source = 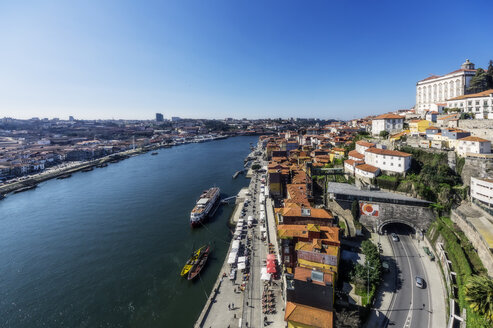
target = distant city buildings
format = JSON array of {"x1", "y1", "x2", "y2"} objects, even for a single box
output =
[
  {"x1": 155, "y1": 113, "x2": 164, "y2": 122},
  {"x1": 371, "y1": 114, "x2": 403, "y2": 136}
]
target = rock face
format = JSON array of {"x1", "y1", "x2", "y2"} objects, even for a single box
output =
[
  {"x1": 359, "y1": 201, "x2": 435, "y2": 233},
  {"x1": 461, "y1": 157, "x2": 493, "y2": 186}
]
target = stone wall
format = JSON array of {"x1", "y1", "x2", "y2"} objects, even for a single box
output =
[
  {"x1": 460, "y1": 156, "x2": 493, "y2": 186},
  {"x1": 358, "y1": 201, "x2": 435, "y2": 233},
  {"x1": 451, "y1": 204, "x2": 493, "y2": 277},
  {"x1": 457, "y1": 119, "x2": 493, "y2": 141}
]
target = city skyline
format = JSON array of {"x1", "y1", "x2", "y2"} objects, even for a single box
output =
[{"x1": 1, "y1": 0, "x2": 493, "y2": 120}]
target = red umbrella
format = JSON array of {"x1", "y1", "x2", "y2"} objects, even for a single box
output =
[
  {"x1": 266, "y1": 264, "x2": 276, "y2": 273},
  {"x1": 267, "y1": 254, "x2": 276, "y2": 261}
]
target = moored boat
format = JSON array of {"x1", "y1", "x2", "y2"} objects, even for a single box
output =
[
  {"x1": 180, "y1": 245, "x2": 207, "y2": 277},
  {"x1": 187, "y1": 245, "x2": 211, "y2": 280},
  {"x1": 190, "y1": 187, "x2": 220, "y2": 227}
]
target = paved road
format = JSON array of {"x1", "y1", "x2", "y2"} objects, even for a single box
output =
[{"x1": 387, "y1": 227, "x2": 431, "y2": 328}]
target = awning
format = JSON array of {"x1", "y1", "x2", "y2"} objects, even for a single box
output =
[
  {"x1": 228, "y1": 252, "x2": 237, "y2": 265},
  {"x1": 238, "y1": 256, "x2": 247, "y2": 263},
  {"x1": 260, "y1": 267, "x2": 271, "y2": 280},
  {"x1": 238, "y1": 262, "x2": 246, "y2": 270}
]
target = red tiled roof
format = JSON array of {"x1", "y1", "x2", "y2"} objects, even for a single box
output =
[
  {"x1": 459, "y1": 136, "x2": 490, "y2": 143},
  {"x1": 348, "y1": 150, "x2": 365, "y2": 159},
  {"x1": 448, "y1": 89, "x2": 493, "y2": 101},
  {"x1": 365, "y1": 147, "x2": 412, "y2": 157},
  {"x1": 356, "y1": 141, "x2": 375, "y2": 147},
  {"x1": 374, "y1": 114, "x2": 403, "y2": 119},
  {"x1": 355, "y1": 163, "x2": 379, "y2": 173}
]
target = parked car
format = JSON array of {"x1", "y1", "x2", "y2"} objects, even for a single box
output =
[
  {"x1": 391, "y1": 233, "x2": 399, "y2": 242},
  {"x1": 415, "y1": 276, "x2": 425, "y2": 288}
]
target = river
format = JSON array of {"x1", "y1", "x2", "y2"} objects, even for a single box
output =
[{"x1": 0, "y1": 136, "x2": 258, "y2": 328}]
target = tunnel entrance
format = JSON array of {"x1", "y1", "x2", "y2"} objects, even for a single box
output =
[{"x1": 379, "y1": 221, "x2": 416, "y2": 236}]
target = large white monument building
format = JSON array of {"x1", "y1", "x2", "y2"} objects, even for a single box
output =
[{"x1": 416, "y1": 59, "x2": 477, "y2": 114}]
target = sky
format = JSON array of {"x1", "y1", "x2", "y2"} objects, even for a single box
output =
[{"x1": 0, "y1": 0, "x2": 492, "y2": 121}]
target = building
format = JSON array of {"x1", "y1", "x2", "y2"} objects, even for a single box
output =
[
  {"x1": 470, "y1": 177, "x2": 493, "y2": 209},
  {"x1": 284, "y1": 301, "x2": 333, "y2": 328},
  {"x1": 456, "y1": 136, "x2": 491, "y2": 157},
  {"x1": 171, "y1": 116, "x2": 181, "y2": 122},
  {"x1": 416, "y1": 59, "x2": 477, "y2": 113},
  {"x1": 286, "y1": 267, "x2": 334, "y2": 311},
  {"x1": 446, "y1": 89, "x2": 493, "y2": 119},
  {"x1": 371, "y1": 114, "x2": 403, "y2": 136},
  {"x1": 355, "y1": 140, "x2": 375, "y2": 154},
  {"x1": 355, "y1": 163, "x2": 380, "y2": 179},
  {"x1": 409, "y1": 119, "x2": 432, "y2": 136},
  {"x1": 425, "y1": 111, "x2": 439, "y2": 123},
  {"x1": 364, "y1": 148, "x2": 412, "y2": 174},
  {"x1": 155, "y1": 113, "x2": 164, "y2": 122}
]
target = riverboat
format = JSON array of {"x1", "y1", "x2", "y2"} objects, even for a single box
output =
[
  {"x1": 180, "y1": 245, "x2": 207, "y2": 277},
  {"x1": 190, "y1": 187, "x2": 220, "y2": 227},
  {"x1": 187, "y1": 245, "x2": 211, "y2": 280}
]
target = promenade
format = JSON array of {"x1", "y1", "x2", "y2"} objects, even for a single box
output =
[{"x1": 195, "y1": 149, "x2": 285, "y2": 328}]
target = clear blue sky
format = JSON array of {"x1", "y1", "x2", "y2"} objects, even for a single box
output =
[{"x1": 1, "y1": 0, "x2": 492, "y2": 120}]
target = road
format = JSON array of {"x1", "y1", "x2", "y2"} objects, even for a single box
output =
[{"x1": 386, "y1": 225, "x2": 432, "y2": 328}]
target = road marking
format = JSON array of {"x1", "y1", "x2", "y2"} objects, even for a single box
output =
[
  {"x1": 400, "y1": 235, "x2": 414, "y2": 328},
  {"x1": 410, "y1": 238, "x2": 432, "y2": 328}
]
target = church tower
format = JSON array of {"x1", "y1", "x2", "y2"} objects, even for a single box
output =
[{"x1": 461, "y1": 59, "x2": 475, "y2": 70}]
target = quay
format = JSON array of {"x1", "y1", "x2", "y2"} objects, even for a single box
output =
[{"x1": 195, "y1": 147, "x2": 285, "y2": 328}]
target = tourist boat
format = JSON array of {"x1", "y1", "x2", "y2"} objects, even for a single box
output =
[
  {"x1": 190, "y1": 187, "x2": 220, "y2": 227},
  {"x1": 180, "y1": 245, "x2": 207, "y2": 277},
  {"x1": 151, "y1": 152, "x2": 158, "y2": 155},
  {"x1": 187, "y1": 245, "x2": 211, "y2": 280}
]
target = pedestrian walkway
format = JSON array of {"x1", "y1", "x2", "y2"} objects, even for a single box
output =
[{"x1": 364, "y1": 233, "x2": 396, "y2": 328}]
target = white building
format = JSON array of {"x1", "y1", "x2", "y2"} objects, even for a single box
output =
[
  {"x1": 456, "y1": 136, "x2": 491, "y2": 157},
  {"x1": 364, "y1": 148, "x2": 412, "y2": 174},
  {"x1": 446, "y1": 89, "x2": 493, "y2": 120},
  {"x1": 416, "y1": 59, "x2": 476, "y2": 114},
  {"x1": 470, "y1": 177, "x2": 493, "y2": 208},
  {"x1": 355, "y1": 140, "x2": 375, "y2": 154},
  {"x1": 355, "y1": 163, "x2": 380, "y2": 179},
  {"x1": 371, "y1": 114, "x2": 404, "y2": 136},
  {"x1": 344, "y1": 159, "x2": 364, "y2": 174}
]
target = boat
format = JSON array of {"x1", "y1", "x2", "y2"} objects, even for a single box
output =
[
  {"x1": 81, "y1": 167, "x2": 93, "y2": 172},
  {"x1": 13, "y1": 185, "x2": 37, "y2": 193},
  {"x1": 181, "y1": 245, "x2": 207, "y2": 277},
  {"x1": 188, "y1": 245, "x2": 211, "y2": 280},
  {"x1": 151, "y1": 152, "x2": 158, "y2": 155},
  {"x1": 190, "y1": 187, "x2": 220, "y2": 227},
  {"x1": 57, "y1": 173, "x2": 72, "y2": 179}
]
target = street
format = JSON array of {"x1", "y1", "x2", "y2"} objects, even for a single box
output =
[{"x1": 386, "y1": 224, "x2": 431, "y2": 328}]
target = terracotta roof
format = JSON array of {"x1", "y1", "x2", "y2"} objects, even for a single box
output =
[
  {"x1": 344, "y1": 159, "x2": 364, "y2": 166},
  {"x1": 448, "y1": 89, "x2": 493, "y2": 101},
  {"x1": 438, "y1": 114, "x2": 459, "y2": 120},
  {"x1": 477, "y1": 177, "x2": 493, "y2": 183},
  {"x1": 285, "y1": 302, "x2": 333, "y2": 328},
  {"x1": 293, "y1": 266, "x2": 334, "y2": 285},
  {"x1": 459, "y1": 136, "x2": 490, "y2": 143},
  {"x1": 426, "y1": 126, "x2": 439, "y2": 130},
  {"x1": 418, "y1": 69, "x2": 476, "y2": 83},
  {"x1": 365, "y1": 147, "x2": 412, "y2": 157},
  {"x1": 348, "y1": 150, "x2": 365, "y2": 159},
  {"x1": 355, "y1": 163, "x2": 379, "y2": 173},
  {"x1": 356, "y1": 141, "x2": 375, "y2": 147},
  {"x1": 277, "y1": 203, "x2": 333, "y2": 219},
  {"x1": 296, "y1": 240, "x2": 339, "y2": 257},
  {"x1": 373, "y1": 114, "x2": 403, "y2": 120}
]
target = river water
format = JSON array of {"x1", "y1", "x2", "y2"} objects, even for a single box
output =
[{"x1": 0, "y1": 136, "x2": 257, "y2": 328}]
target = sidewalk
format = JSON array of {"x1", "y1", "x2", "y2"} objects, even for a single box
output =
[{"x1": 364, "y1": 233, "x2": 396, "y2": 328}]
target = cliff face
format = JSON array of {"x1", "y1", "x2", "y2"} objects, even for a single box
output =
[{"x1": 461, "y1": 157, "x2": 493, "y2": 186}]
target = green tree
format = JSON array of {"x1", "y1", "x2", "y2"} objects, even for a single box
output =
[
  {"x1": 464, "y1": 275, "x2": 493, "y2": 322},
  {"x1": 351, "y1": 200, "x2": 359, "y2": 221},
  {"x1": 468, "y1": 68, "x2": 489, "y2": 94},
  {"x1": 251, "y1": 164, "x2": 261, "y2": 171},
  {"x1": 487, "y1": 60, "x2": 493, "y2": 89},
  {"x1": 379, "y1": 130, "x2": 389, "y2": 139}
]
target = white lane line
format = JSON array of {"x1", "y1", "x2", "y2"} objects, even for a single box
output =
[
  {"x1": 410, "y1": 238, "x2": 432, "y2": 328},
  {"x1": 400, "y1": 235, "x2": 414, "y2": 328}
]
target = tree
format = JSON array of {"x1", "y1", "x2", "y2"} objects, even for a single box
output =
[
  {"x1": 464, "y1": 275, "x2": 493, "y2": 322},
  {"x1": 379, "y1": 130, "x2": 389, "y2": 139},
  {"x1": 468, "y1": 68, "x2": 489, "y2": 94},
  {"x1": 251, "y1": 164, "x2": 261, "y2": 171},
  {"x1": 487, "y1": 60, "x2": 493, "y2": 89},
  {"x1": 351, "y1": 200, "x2": 359, "y2": 221}
]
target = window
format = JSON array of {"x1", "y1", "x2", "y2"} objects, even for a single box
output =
[
  {"x1": 398, "y1": 164, "x2": 401, "y2": 167},
  {"x1": 390, "y1": 163, "x2": 393, "y2": 166}
]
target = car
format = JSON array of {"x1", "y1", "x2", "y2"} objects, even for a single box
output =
[
  {"x1": 415, "y1": 276, "x2": 425, "y2": 288},
  {"x1": 391, "y1": 233, "x2": 399, "y2": 242}
]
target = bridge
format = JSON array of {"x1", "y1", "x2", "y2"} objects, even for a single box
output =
[{"x1": 220, "y1": 196, "x2": 237, "y2": 204}]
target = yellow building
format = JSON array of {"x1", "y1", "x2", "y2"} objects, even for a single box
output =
[{"x1": 409, "y1": 120, "x2": 432, "y2": 136}]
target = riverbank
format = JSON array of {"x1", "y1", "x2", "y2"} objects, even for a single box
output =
[{"x1": 0, "y1": 137, "x2": 231, "y2": 198}]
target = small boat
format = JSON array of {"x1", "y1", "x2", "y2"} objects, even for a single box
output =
[
  {"x1": 181, "y1": 245, "x2": 207, "y2": 277},
  {"x1": 13, "y1": 185, "x2": 37, "y2": 193},
  {"x1": 151, "y1": 152, "x2": 158, "y2": 155},
  {"x1": 57, "y1": 173, "x2": 72, "y2": 179},
  {"x1": 81, "y1": 167, "x2": 93, "y2": 172},
  {"x1": 188, "y1": 245, "x2": 211, "y2": 280}
]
